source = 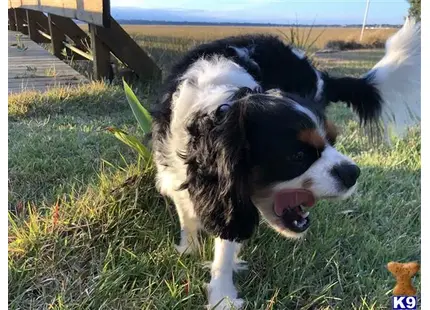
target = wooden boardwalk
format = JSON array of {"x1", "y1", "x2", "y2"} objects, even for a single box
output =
[{"x1": 8, "y1": 31, "x2": 88, "y2": 94}]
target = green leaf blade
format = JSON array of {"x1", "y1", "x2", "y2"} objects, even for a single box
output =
[
  {"x1": 123, "y1": 79, "x2": 153, "y2": 134},
  {"x1": 107, "y1": 127, "x2": 151, "y2": 160}
]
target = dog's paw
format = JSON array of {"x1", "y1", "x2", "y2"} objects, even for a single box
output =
[
  {"x1": 175, "y1": 231, "x2": 200, "y2": 255},
  {"x1": 206, "y1": 298, "x2": 244, "y2": 310},
  {"x1": 233, "y1": 259, "x2": 248, "y2": 272},
  {"x1": 175, "y1": 243, "x2": 198, "y2": 255},
  {"x1": 206, "y1": 280, "x2": 243, "y2": 310}
]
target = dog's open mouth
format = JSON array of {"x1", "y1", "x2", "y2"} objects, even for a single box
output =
[{"x1": 273, "y1": 189, "x2": 316, "y2": 233}]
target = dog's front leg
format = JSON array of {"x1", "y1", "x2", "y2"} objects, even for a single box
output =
[{"x1": 207, "y1": 238, "x2": 244, "y2": 309}]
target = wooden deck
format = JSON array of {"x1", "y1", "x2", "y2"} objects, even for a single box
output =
[{"x1": 8, "y1": 31, "x2": 88, "y2": 94}]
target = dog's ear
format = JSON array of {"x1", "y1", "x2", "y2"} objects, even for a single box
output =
[{"x1": 180, "y1": 103, "x2": 259, "y2": 241}]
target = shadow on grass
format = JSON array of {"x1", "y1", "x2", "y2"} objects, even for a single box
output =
[
  {"x1": 8, "y1": 84, "x2": 151, "y2": 208},
  {"x1": 8, "y1": 121, "x2": 141, "y2": 209}
]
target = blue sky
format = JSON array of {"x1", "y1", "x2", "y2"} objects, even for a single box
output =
[{"x1": 110, "y1": 0, "x2": 410, "y2": 24}]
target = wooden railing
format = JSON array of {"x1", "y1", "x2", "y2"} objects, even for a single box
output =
[{"x1": 8, "y1": 0, "x2": 161, "y2": 82}]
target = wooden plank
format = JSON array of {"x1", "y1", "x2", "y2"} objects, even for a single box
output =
[
  {"x1": 89, "y1": 24, "x2": 112, "y2": 81},
  {"x1": 8, "y1": 0, "x2": 109, "y2": 27},
  {"x1": 48, "y1": 14, "x2": 67, "y2": 60},
  {"x1": 26, "y1": 10, "x2": 48, "y2": 43},
  {"x1": 8, "y1": 30, "x2": 88, "y2": 94},
  {"x1": 93, "y1": 17, "x2": 161, "y2": 81},
  {"x1": 63, "y1": 42, "x2": 93, "y2": 61}
]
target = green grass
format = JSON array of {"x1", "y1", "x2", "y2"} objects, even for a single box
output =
[{"x1": 8, "y1": 49, "x2": 420, "y2": 309}]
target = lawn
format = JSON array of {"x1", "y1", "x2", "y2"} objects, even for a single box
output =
[{"x1": 8, "y1": 33, "x2": 420, "y2": 310}]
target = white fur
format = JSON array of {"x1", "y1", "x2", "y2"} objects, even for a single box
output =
[
  {"x1": 180, "y1": 56, "x2": 259, "y2": 94},
  {"x1": 291, "y1": 47, "x2": 306, "y2": 59},
  {"x1": 293, "y1": 102, "x2": 326, "y2": 138},
  {"x1": 272, "y1": 146, "x2": 357, "y2": 199},
  {"x1": 206, "y1": 238, "x2": 244, "y2": 309},
  {"x1": 229, "y1": 46, "x2": 259, "y2": 68},
  {"x1": 367, "y1": 17, "x2": 421, "y2": 137},
  {"x1": 314, "y1": 69, "x2": 324, "y2": 101}
]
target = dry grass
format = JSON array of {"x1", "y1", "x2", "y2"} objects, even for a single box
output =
[
  {"x1": 117, "y1": 25, "x2": 396, "y2": 73},
  {"x1": 121, "y1": 25, "x2": 396, "y2": 49}
]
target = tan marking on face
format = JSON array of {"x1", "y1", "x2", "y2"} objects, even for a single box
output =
[
  {"x1": 298, "y1": 129, "x2": 325, "y2": 149},
  {"x1": 325, "y1": 120, "x2": 338, "y2": 145}
]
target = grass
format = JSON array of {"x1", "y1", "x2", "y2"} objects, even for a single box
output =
[
  {"x1": 8, "y1": 34, "x2": 420, "y2": 309},
  {"x1": 121, "y1": 25, "x2": 396, "y2": 49}
]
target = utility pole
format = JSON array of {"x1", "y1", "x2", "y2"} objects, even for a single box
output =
[{"x1": 360, "y1": 0, "x2": 371, "y2": 41}]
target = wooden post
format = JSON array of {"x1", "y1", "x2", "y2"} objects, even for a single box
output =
[
  {"x1": 27, "y1": 10, "x2": 50, "y2": 34},
  {"x1": 48, "y1": 14, "x2": 88, "y2": 60},
  {"x1": 26, "y1": 10, "x2": 45, "y2": 44},
  {"x1": 14, "y1": 9, "x2": 28, "y2": 35},
  {"x1": 89, "y1": 24, "x2": 112, "y2": 81},
  {"x1": 90, "y1": 17, "x2": 162, "y2": 81},
  {"x1": 49, "y1": 14, "x2": 89, "y2": 50},
  {"x1": 8, "y1": 9, "x2": 17, "y2": 31},
  {"x1": 48, "y1": 14, "x2": 66, "y2": 60}
]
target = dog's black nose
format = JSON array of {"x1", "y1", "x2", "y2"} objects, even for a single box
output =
[{"x1": 330, "y1": 163, "x2": 361, "y2": 189}]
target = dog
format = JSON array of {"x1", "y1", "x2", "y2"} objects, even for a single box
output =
[{"x1": 150, "y1": 18, "x2": 420, "y2": 309}]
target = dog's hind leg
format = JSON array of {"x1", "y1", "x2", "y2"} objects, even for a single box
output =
[
  {"x1": 172, "y1": 195, "x2": 201, "y2": 255},
  {"x1": 233, "y1": 243, "x2": 248, "y2": 272}
]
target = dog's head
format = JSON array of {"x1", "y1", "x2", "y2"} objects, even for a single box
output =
[{"x1": 180, "y1": 87, "x2": 360, "y2": 241}]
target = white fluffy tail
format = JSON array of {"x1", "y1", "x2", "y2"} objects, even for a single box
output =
[{"x1": 368, "y1": 17, "x2": 421, "y2": 138}]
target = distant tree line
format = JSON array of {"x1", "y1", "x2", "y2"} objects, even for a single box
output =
[{"x1": 115, "y1": 19, "x2": 401, "y2": 28}]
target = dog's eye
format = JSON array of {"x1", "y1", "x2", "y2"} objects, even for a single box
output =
[
  {"x1": 287, "y1": 151, "x2": 305, "y2": 161},
  {"x1": 215, "y1": 104, "x2": 230, "y2": 119},
  {"x1": 295, "y1": 152, "x2": 304, "y2": 160}
]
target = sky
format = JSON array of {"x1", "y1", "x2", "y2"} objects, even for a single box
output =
[{"x1": 110, "y1": 0, "x2": 411, "y2": 24}]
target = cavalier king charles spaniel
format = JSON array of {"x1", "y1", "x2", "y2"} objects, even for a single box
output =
[{"x1": 150, "y1": 18, "x2": 420, "y2": 309}]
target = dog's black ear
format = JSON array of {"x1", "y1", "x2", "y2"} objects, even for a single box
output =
[{"x1": 180, "y1": 103, "x2": 259, "y2": 241}]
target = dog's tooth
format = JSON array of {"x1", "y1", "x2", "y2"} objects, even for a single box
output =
[{"x1": 302, "y1": 212, "x2": 309, "y2": 218}]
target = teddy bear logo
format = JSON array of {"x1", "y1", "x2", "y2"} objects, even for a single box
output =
[{"x1": 387, "y1": 261, "x2": 420, "y2": 296}]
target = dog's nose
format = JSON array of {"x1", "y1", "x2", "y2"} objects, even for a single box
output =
[{"x1": 330, "y1": 163, "x2": 361, "y2": 189}]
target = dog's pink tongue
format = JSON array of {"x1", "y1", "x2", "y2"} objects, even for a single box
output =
[{"x1": 274, "y1": 189, "x2": 315, "y2": 216}]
